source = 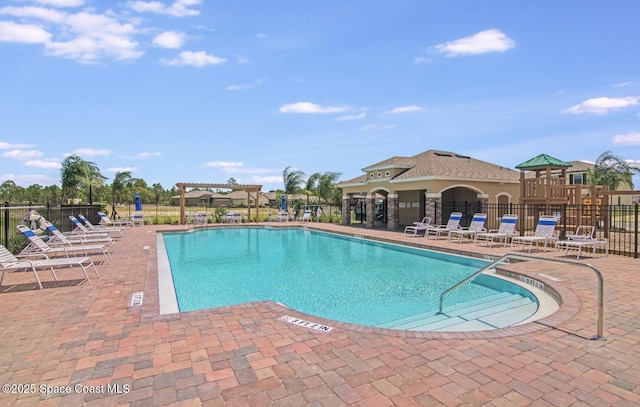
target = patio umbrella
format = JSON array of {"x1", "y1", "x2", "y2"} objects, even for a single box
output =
[
  {"x1": 135, "y1": 192, "x2": 142, "y2": 211},
  {"x1": 281, "y1": 195, "x2": 286, "y2": 211}
]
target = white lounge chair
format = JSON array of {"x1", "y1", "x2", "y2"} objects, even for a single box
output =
[
  {"x1": 511, "y1": 215, "x2": 558, "y2": 252},
  {"x1": 77, "y1": 214, "x2": 125, "y2": 237},
  {"x1": 403, "y1": 217, "x2": 433, "y2": 236},
  {"x1": 1, "y1": 244, "x2": 99, "y2": 289},
  {"x1": 98, "y1": 211, "x2": 133, "y2": 227},
  {"x1": 68, "y1": 216, "x2": 113, "y2": 239},
  {"x1": 193, "y1": 213, "x2": 208, "y2": 225},
  {"x1": 475, "y1": 214, "x2": 518, "y2": 247},
  {"x1": 299, "y1": 210, "x2": 312, "y2": 222},
  {"x1": 17, "y1": 225, "x2": 112, "y2": 264},
  {"x1": 555, "y1": 225, "x2": 608, "y2": 259},
  {"x1": 426, "y1": 212, "x2": 463, "y2": 239},
  {"x1": 276, "y1": 211, "x2": 290, "y2": 222},
  {"x1": 131, "y1": 211, "x2": 145, "y2": 227},
  {"x1": 44, "y1": 221, "x2": 118, "y2": 253},
  {"x1": 448, "y1": 213, "x2": 487, "y2": 243},
  {"x1": 226, "y1": 213, "x2": 242, "y2": 223}
]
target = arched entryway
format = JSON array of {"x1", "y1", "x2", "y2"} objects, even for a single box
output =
[
  {"x1": 440, "y1": 186, "x2": 485, "y2": 227},
  {"x1": 366, "y1": 189, "x2": 390, "y2": 229}
]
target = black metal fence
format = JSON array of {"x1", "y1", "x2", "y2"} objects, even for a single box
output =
[
  {"x1": 1, "y1": 202, "x2": 103, "y2": 252},
  {"x1": 3, "y1": 201, "x2": 638, "y2": 258},
  {"x1": 436, "y1": 202, "x2": 639, "y2": 258}
]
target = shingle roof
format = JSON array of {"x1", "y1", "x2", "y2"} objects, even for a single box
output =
[
  {"x1": 362, "y1": 156, "x2": 415, "y2": 171},
  {"x1": 340, "y1": 149, "x2": 520, "y2": 184},
  {"x1": 567, "y1": 160, "x2": 594, "y2": 172}
]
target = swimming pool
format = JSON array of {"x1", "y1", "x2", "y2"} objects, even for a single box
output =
[{"x1": 161, "y1": 227, "x2": 539, "y2": 329}]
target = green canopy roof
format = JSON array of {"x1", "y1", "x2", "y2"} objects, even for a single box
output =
[{"x1": 515, "y1": 153, "x2": 572, "y2": 169}]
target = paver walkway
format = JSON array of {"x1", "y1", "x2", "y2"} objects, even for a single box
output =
[{"x1": 0, "y1": 223, "x2": 639, "y2": 406}]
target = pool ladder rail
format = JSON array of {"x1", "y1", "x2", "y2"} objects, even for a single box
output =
[{"x1": 438, "y1": 253, "x2": 606, "y2": 341}]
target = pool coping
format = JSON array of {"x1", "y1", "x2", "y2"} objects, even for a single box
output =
[{"x1": 147, "y1": 224, "x2": 582, "y2": 339}]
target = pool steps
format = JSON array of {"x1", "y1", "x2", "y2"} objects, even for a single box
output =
[{"x1": 377, "y1": 292, "x2": 537, "y2": 331}]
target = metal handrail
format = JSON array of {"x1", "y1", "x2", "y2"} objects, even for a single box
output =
[{"x1": 438, "y1": 253, "x2": 606, "y2": 340}]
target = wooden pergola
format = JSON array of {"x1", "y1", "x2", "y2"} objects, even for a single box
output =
[{"x1": 176, "y1": 183, "x2": 262, "y2": 225}]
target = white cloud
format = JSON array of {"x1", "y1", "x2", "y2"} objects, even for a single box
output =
[
  {"x1": 562, "y1": 97, "x2": 638, "y2": 115},
  {"x1": 204, "y1": 161, "x2": 244, "y2": 168},
  {"x1": 128, "y1": 0, "x2": 202, "y2": 17},
  {"x1": 152, "y1": 31, "x2": 185, "y2": 49},
  {"x1": 386, "y1": 105, "x2": 423, "y2": 114},
  {"x1": 228, "y1": 167, "x2": 274, "y2": 174},
  {"x1": 359, "y1": 124, "x2": 396, "y2": 132},
  {"x1": 203, "y1": 161, "x2": 276, "y2": 175},
  {"x1": 1, "y1": 149, "x2": 44, "y2": 160},
  {"x1": 613, "y1": 132, "x2": 640, "y2": 145},
  {"x1": 70, "y1": 148, "x2": 111, "y2": 157},
  {"x1": 226, "y1": 79, "x2": 264, "y2": 91},
  {"x1": 0, "y1": 6, "x2": 143, "y2": 63},
  {"x1": 256, "y1": 33, "x2": 267, "y2": 39},
  {"x1": 433, "y1": 29, "x2": 515, "y2": 57},
  {"x1": 33, "y1": 0, "x2": 85, "y2": 7},
  {"x1": 24, "y1": 159, "x2": 61, "y2": 169},
  {"x1": 135, "y1": 152, "x2": 161, "y2": 159},
  {"x1": 0, "y1": 174, "x2": 58, "y2": 187},
  {"x1": 0, "y1": 6, "x2": 66, "y2": 23},
  {"x1": 0, "y1": 141, "x2": 35, "y2": 149},
  {"x1": 279, "y1": 102, "x2": 350, "y2": 114},
  {"x1": 119, "y1": 152, "x2": 162, "y2": 159},
  {"x1": 250, "y1": 175, "x2": 281, "y2": 184},
  {"x1": 161, "y1": 51, "x2": 226, "y2": 67},
  {"x1": 613, "y1": 82, "x2": 633, "y2": 87},
  {"x1": 414, "y1": 56, "x2": 431, "y2": 64},
  {"x1": 0, "y1": 21, "x2": 52, "y2": 44},
  {"x1": 105, "y1": 166, "x2": 138, "y2": 173},
  {"x1": 335, "y1": 112, "x2": 366, "y2": 121}
]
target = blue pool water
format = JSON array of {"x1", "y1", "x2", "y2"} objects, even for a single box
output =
[{"x1": 163, "y1": 227, "x2": 535, "y2": 326}]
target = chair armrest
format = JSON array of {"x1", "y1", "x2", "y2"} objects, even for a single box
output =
[{"x1": 16, "y1": 252, "x2": 50, "y2": 260}]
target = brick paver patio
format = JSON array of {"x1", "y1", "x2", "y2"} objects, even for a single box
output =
[{"x1": 1, "y1": 223, "x2": 639, "y2": 406}]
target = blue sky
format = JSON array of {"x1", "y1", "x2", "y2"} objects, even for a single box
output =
[{"x1": 1, "y1": 0, "x2": 640, "y2": 192}]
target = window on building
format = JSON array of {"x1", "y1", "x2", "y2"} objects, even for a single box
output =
[{"x1": 569, "y1": 173, "x2": 586, "y2": 185}]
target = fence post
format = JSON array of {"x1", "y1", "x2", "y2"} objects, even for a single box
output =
[
  {"x1": 3, "y1": 202, "x2": 9, "y2": 248},
  {"x1": 434, "y1": 201, "x2": 439, "y2": 226},
  {"x1": 635, "y1": 204, "x2": 638, "y2": 259},
  {"x1": 561, "y1": 204, "x2": 567, "y2": 239}
]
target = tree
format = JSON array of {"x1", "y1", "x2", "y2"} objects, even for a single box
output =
[
  {"x1": 110, "y1": 171, "x2": 136, "y2": 217},
  {"x1": 316, "y1": 172, "x2": 342, "y2": 204},
  {"x1": 60, "y1": 154, "x2": 106, "y2": 204},
  {"x1": 282, "y1": 166, "x2": 306, "y2": 196},
  {"x1": 25, "y1": 184, "x2": 44, "y2": 204},
  {"x1": 42, "y1": 185, "x2": 61, "y2": 204},
  {"x1": 302, "y1": 173, "x2": 321, "y2": 204},
  {"x1": 0, "y1": 180, "x2": 19, "y2": 202},
  {"x1": 282, "y1": 166, "x2": 306, "y2": 214},
  {"x1": 586, "y1": 151, "x2": 640, "y2": 190}
]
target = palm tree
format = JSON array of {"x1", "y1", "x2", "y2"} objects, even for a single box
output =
[
  {"x1": 60, "y1": 154, "x2": 106, "y2": 204},
  {"x1": 587, "y1": 151, "x2": 640, "y2": 190},
  {"x1": 303, "y1": 172, "x2": 321, "y2": 204},
  {"x1": 282, "y1": 166, "x2": 306, "y2": 211},
  {"x1": 110, "y1": 171, "x2": 137, "y2": 218},
  {"x1": 316, "y1": 172, "x2": 342, "y2": 204}
]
